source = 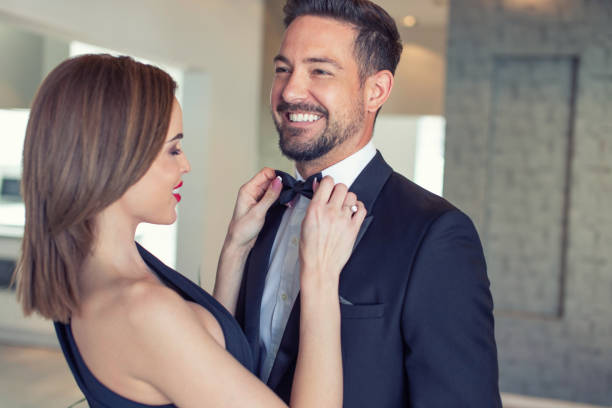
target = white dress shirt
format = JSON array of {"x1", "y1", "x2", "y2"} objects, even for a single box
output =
[{"x1": 258, "y1": 140, "x2": 377, "y2": 382}]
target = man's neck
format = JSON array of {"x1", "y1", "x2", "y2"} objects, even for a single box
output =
[
  {"x1": 296, "y1": 134, "x2": 373, "y2": 178},
  {"x1": 295, "y1": 140, "x2": 376, "y2": 193}
]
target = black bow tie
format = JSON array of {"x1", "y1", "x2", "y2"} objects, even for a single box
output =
[{"x1": 276, "y1": 170, "x2": 322, "y2": 206}]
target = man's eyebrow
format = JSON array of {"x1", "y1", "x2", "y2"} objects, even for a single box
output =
[
  {"x1": 273, "y1": 54, "x2": 290, "y2": 65},
  {"x1": 167, "y1": 133, "x2": 183, "y2": 143},
  {"x1": 273, "y1": 55, "x2": 343, "y2": 70},
  {"x1": 305, "y1": 57, "x2": 343, "y2": 70}
]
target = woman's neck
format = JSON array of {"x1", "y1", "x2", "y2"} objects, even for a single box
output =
[{"x1": 80, "y1": 203, "x2": 151, "y2": 294}]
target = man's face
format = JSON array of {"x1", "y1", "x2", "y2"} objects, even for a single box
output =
[{"x1": 271, "y1": 15, "x2": 366, "y2": 163}]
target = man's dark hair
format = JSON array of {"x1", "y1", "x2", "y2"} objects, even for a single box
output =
[{"x1": 283, "y1": 0, "x2": 403, "y2": 83}]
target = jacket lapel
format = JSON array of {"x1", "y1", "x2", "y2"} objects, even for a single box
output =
[
  {"x1": 353, "y1": 215, "x2": 373, "y2": 251},
  {"x1": 349, "y1": 150, "x2": 392, "y2": 213},
  {"x1": 267, "y1": 293, "x2": 301, "y2": 390},
  {"x1": 242, "y1": 204, "x2": 287, "y2": 366},
  {"x1": 267, "y1": 151, "x2": 393, "y2": 389}
]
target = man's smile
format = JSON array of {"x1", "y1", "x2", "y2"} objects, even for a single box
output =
[
  {"x1": 276, "y1": 101, "x2": 328, "y2": 128},
  {"x1": 280, "y1": 110, "x2": 326, "y2": 130},
  {"x1": 287, "y1": 112, "x2": 321, "y2": 123}
]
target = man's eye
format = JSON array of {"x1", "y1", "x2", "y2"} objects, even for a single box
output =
[
  {"x1": 275, "y1": 66, "x2": 289, "y2": 73},
  {"x1": 313, "y1": 69, "x2": 330, "y2": 76}
]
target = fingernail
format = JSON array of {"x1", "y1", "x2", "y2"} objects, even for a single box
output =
[{"x1": 273, "y1": 176, "x2": 283, "y2": 190}]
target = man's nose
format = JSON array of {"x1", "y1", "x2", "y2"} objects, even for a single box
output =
[{"x1": 281, "y1": 71, "x2": 308, "y2": 103}]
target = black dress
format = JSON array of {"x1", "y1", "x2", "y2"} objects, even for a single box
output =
[{"x1": 55, "y1": 243, "x2": 254, "y2": 408}]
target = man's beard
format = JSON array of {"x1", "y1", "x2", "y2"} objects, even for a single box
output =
[{"x1": 273, "y1": 101, "x2": 364, "y2": 163}]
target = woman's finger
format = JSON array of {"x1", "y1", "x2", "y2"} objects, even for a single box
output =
[
  {"x1": 252, "y1": 176, "x2": 282, "y2": 217},
  {"x1": 342, "y1": 192, "x2": 357, "y2": 209},
  {"x1": 311, "y1": 175, "x2": 335, "y2": 205},
  {"x1": 328, "y1": 183, "x2": 348, "y2": 209},
  {"x1": 241, "y1": 167, "x2": 276, "y2": 201},
  {"x1": 350, "y1": 201, "x2": 367, "y2": 228}
]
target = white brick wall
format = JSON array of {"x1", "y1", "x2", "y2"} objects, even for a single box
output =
[{"x1": 445, "y1": 0, "x2": 612, "y2": 405}]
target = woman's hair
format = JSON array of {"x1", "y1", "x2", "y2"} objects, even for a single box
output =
[{"x1": 14, "y1": 54, "x2": 177, "y2": 323}]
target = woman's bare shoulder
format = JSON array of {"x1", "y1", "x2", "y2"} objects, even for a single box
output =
[
  {"x1": 119, "y1": 279, "x2": 194, "y2": 330},
  {"x1": 75, "y1": 278, "x2": 198, "y2": 342}
]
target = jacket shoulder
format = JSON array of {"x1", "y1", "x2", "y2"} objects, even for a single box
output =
[{"x1": 378, "y1": 172, "x2": 457, "y2": 222}]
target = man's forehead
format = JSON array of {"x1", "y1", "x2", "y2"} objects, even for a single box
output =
[
  {"x1": 279, "y1": 15, "x2": 357, "y2": 59},
  {"x1": 286, "y1": 16, "x2": 356, "y2": 41}
]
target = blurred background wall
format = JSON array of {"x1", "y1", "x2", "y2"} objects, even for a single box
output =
[{"x1": 444, "y1": 0, "x2": 612, "y2": 405}]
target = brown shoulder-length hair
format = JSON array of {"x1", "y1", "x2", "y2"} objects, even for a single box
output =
[{"x1": 14, "y1": 54, "x2": 177, "y2": 323}]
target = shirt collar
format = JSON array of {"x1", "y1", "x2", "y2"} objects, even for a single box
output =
[{"x1": 295, "y1": 140, "x2": 376, "y2": 188}]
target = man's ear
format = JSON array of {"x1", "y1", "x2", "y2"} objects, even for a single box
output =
[{"x1": 364, "y1": 70, "x2": 394, "y2": 113}]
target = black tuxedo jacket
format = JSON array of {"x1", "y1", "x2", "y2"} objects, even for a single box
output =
[{"x1": 236, "y1": 152, "x2": 502, "y2": 407}]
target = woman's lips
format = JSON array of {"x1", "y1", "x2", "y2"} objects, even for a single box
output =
[{"x1": 173, "y1": 181, "x2": 183, "y2": 202}]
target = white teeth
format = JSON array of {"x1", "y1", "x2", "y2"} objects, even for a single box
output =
[{"x1": 289, "y1": 113, "x2": 321, "y2": 123}]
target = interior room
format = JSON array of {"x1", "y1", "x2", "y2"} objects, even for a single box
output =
[{"x1": 0, "y1": 0, "x2": 610, "y2": 407}]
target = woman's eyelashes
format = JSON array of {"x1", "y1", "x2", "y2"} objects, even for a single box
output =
[{"x1": 170, "y1": 144, "x2": 182, "y2": 156}]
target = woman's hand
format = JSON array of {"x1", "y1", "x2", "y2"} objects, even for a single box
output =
[
  {"x1": 214, "y1": 168, "x2": 281, "y2": 314},
  {"x1": 299, "y1": 176, "x2": 366, "y2": 287},
  {"x1": 225, "y1": 167, "x2": 282, "y2": 251},
  {"x1": 291, "y1": 176, "x2": 365, "y2": 408}
]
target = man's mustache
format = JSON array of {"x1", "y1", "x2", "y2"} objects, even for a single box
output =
[{"x1": 276, "y1": 101, "x2": 328, "y2": 117}]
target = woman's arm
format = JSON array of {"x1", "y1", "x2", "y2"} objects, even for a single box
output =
[
  {"x1": 213, "y1": 167, "x2": 281, "y2": 314},
  {"x1": 125, "y1": 285, "x2": 290, "y2": 408},
  {"x1": 290, "y1": 177, "x2": 366, "y2": 407}
]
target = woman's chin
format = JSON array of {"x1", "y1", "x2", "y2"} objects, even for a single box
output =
[{"x1": 147, "y1": 213, "x2": 177, "y2": 226}]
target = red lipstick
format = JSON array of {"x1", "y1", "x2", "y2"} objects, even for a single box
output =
[{"x1": 173, "y1": 181, "x2": 183, "y2": 202}]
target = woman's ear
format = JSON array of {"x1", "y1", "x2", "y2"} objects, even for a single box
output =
[{"x1": 364, "y1": 70, "x2": 394, "y2": 113}]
